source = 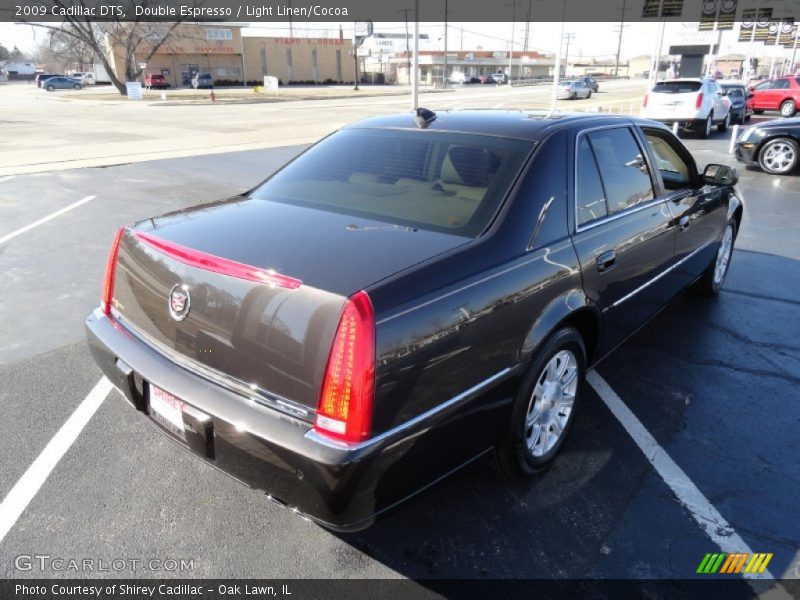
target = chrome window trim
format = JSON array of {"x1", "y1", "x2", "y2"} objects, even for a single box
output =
[
  {"x1": 607, "y1": 240, "x2": 714, "y2": 310},
  {"x1": 573, "y1": 123, "x2": 661, "y2": 234},
  {"x1": 305, "y1": 366, "x2": 515, "y2": 451}
]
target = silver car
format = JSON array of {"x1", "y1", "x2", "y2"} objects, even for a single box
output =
[{"x1": 558, "y1": 80, "x2": 593, "y2": 100}]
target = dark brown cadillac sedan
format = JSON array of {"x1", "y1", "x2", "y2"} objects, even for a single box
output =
[{"x1": 86, "y1": 110, "x2": 742, "y2": 530}]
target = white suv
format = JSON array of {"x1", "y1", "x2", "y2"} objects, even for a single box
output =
[{"x1": 641, "y1": 78, "x2": 732, "y2": 138}]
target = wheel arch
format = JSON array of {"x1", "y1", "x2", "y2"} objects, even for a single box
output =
[{"x1": 521, "y1": 291, "x2": 602, "y2": 368}]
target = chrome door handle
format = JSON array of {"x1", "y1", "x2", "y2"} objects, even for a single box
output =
[
  {"x1": 679, "y1": 216, "x2": 690, "y2": 231},
  {"x1": 596, "y1": 250, "x2": 617, "y2": 272}
]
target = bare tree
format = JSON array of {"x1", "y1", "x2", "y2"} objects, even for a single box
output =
[
  {"x1": 34, "y1": 25, "x2": 94, "y2": 73},
  {"x1": 21, "y1": 0, "x2": 192, "y2": 95}
]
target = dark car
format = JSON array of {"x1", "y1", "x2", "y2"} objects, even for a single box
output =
[
  {"x1": 579, "y1": 76, "x2": 599, "y2": 92},
  {"x1": 192, "y1": 72, "x2": 213, "y2": 89},
  {"x1": 720, "y1": 81, "x2": 752, "y2": 124},
  {"x1": 35, "y1": 73, "x2": 61, "y2": 88},
  {"x1": 747, "y1": 77, "x2": 800, "y2": 118},
  {"x1": 86, "y1": 110, "x2": 742, "y2": 531},
  {"x1": 735, "y1": 117, "x2": 800, "y2": 175}
]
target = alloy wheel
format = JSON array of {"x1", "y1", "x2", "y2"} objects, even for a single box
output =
[
  {"x1": 525, "y1": 350, "x2": 578, "y2": 457},
  {"x1": 761, "y1": 140, "x2": 797, "y2": 174}
]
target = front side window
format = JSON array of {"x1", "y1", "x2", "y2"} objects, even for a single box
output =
[
  {"x1": 643, "y1": 130, "x2": 692, "y2": 191},
  {"x1": 250, "y1": 129, "x2": 533, "y2": 237},
  {"x1": 586, "y1": 128, "x2": 654, "y2": 214},
  {"x1": 754, "y1": 80, "x2": 774, "y2": 91}
]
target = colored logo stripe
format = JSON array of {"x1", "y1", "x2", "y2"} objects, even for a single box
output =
[{"x1": 697, "y1": 553, "x2": 773, "y2": 575}]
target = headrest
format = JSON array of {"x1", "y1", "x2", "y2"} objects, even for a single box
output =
[{"x1": 441, "y1": 146, "x2": 489, "y2": 187}]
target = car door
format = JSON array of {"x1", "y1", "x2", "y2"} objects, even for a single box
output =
[
  {"x1": 750, "y1": 80, "x2": 774, "y2": 110},
  {"x1": 768, "y1": 78, "x2": 790, "y2": 110},
  {"x1": 569, "y1": 124, "x2": 676, "y2": 357},
  {"x1": 638, "y1": 126, "x2": 726, "y2": 294}
]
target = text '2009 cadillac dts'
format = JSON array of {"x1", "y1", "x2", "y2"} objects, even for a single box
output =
[{"x1": 86, "y1": 109, "x2": 742, "y2": 530}]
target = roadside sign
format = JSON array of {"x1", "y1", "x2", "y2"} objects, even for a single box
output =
[
  {"x1": 263, "y1": 75, "x2": 279, "y2": 91},
  {"x1": 354, "y1": 20, "x2": 373, "y2": 47},
  {"x1": 138, "y1": 62, "x2": 147, "y2": 69},
  {"x1": 126, "y1": 82, "x2": 143, "y2": 100}
]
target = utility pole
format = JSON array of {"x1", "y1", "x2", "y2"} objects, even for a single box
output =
[
  {"x1": 399, "y1": 8, "x2": 412, "y2": 84},
  {"x1": 523, "y1": 0, "x2": 532, "y2": 52},
  {"x1": 412, "y1": 0, "x2": 419, "y2": 108},
  {"x1": 507, "y1": 0, "x2": 519, "y2": 83},
  {"x1": 443, "y1": 0, "x2": 448, "y2": 88},
  {"x1": 614, "y1": 0, "x2": 627, "y2": 78},
  {"x1": 563, "y1": 32, "x2": 575, "y2": 78}
]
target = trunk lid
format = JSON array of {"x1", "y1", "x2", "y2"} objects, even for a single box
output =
[{"x1": 112, "y1": 196, "x2": 470, "y2": 411}]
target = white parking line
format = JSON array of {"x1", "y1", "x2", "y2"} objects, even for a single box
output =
[
  {"x1": 588, "y1": 371, "x2": 790, "y2": 591},
  {"x1": 0, "y1": 195, "x2": 96, "y2": 246},
  {"x1": 0, "y1": 377, "x2": 112, "y2": 544},
  {"x1": 0, "y1": 176, "x2": 17, "y2": 184}
]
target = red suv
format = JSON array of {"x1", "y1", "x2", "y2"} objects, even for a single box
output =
[
  {"x1": 144, "y1": 73, "x2": 169, "y2": 89},
  {"x1": 747, "y1": 76, "x2": 800, "y2": 118}
]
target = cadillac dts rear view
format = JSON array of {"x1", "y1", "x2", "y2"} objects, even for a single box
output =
[{"x1": 86, "y1": 111, "x2": 741, "y2": 530}]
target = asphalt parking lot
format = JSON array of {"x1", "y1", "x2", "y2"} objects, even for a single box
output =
[{"x1": 0, "y1": 117, "x2": 798, "y2": 591}]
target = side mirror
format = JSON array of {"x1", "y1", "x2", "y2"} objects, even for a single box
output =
[{"x1": 703, "y1": 164, "x2": 739, "y2": 186}]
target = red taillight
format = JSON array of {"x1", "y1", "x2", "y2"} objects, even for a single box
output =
[
  {"x1": 101, "y1": 227, "x2": 125, "y2": 316},
  {"x1": 695, "y1": 92, "x2": 704, "y2": 109},
  {"x1": 134, "y1": 231, "x2": 302, "y2": 289},
  {"x1": 314, "y1": 291, "x2": 375, "y2": 443},
  {"x1": 642, "y1": 94, "x2": 648, "y2": 108}
]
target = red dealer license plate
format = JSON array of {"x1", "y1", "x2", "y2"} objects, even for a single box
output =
[{"x1": 149, "y1": 385, "x2": 186, "y2": 440}]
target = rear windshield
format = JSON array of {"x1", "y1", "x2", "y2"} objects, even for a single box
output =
[
  {"x1": 722, "y1": 85, "x2": 745, "y2": 97},
  {"x1": 652, "y1": 81, "x2": 702, "y2": 94},
  {"x1": 250, "y1": 128, "x2": 534, "y2": 237}
]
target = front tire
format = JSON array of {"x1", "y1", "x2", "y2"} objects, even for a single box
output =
[
  {"x1": 753, "y1": 109, "x2": 764, "y2": 115},
  {"x1": 692, "y1": 220, "x2": 736, "y2": 296},
  {"x1": 758, "y1": 137, "x2": 799, "y2": 175},
  {"x1": 46, "y1": 85, "x2": 55, "y2": 92},
  {"x1": 497, "y1": 327, "x2": 586, "y2": 476},
  {"x1": 780, "y1": 99, "x2": 797, "y2": 118}
]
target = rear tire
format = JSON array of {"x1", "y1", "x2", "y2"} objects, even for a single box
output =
[
  {"x1": 587, "y1": 90, "x2": 592, "y2": 99},
  {"x1": 697, "y1": 113, "x2": 712, "y2": 139},
  {"x1": 717, "y1": 111, "x2": 730, "y2": 133},
  {"x1": 46, "y1": 85, "x2": 54, "y2": 92},
  {"x1": 692, "y1": 220, "x2": 737, "y2": 297},
  {"x1": 780, "y1": 99, "x2": 797, "y2": 118},
  {"x1": 74, "y1": 84, "x2": 81, "y2": 90},
  {"x1": 496, "y1": 327, "x2": 586, "y2": 476}
]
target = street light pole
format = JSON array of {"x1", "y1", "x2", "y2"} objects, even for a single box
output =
[
  {"x1": 614, "y1": 0, "x2": 626, "y2": 78},
  {"x1": 443, "y1": 0, "x2": 448, "y2": 88}
]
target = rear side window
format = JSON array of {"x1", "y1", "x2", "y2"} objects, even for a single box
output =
[
  {"x1": 250, "y1": 128, "x2": 533, "y2": 237},
  {"x1": 653, "y1": 81, "x2": 702, "y2": 94},
  {"x1": 774, "y1": 79, "x2": 789, "y2": 89},
  {"x1": 576, "y1": 137, "x2": 608, "y2": 227},
  {"x1": 586, "y1": 128, "x2": 654, "y2": 214}
]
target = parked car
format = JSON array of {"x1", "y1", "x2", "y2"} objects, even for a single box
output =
[
  {"x1": 747, "y1": 76, "x2": 800, "y2": 118},
  {"x1": 719, "y1": 81, "x2": 752, "y2": 124},
  {"x1": 558, "y1": 80, "x2": 593, "y2": 99},
  {"x1": 144, "y1": 73, "x2": 169, "y2": 89},
  {"x1": 86, "y1": 110, "x2": 742, "y2": 531},
  {"x1": 192, "y1": 73, "x2": 213, "y2": 89},
  {"x1": 579, "y1": 75, "x2": 599, "y2": 92},
  {"x1": 477, "y1": 74, "x2": 493, "y2": 84},
  {"x1": 491, "y1": 72, "x2": 508, "y2": 84},
  {"x1": 42, "y1": 76, "x2": 83, "y2": 91},
  {"x1": 640, "y1": 78, "x2": 732, "y2": 139},
  {"x1": 735, "y1": 117, "x2": 800, "y2": 175},
  {"x1": 35, "y1": 73, "x2": 61, "y2": 88},
  {"x1": 448, "y1": 71, "x2": 467, "y2": 85}
]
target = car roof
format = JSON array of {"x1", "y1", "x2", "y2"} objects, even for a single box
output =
[{"x1": 345, "y1": 110, "x2": 665, "y2": 142}]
